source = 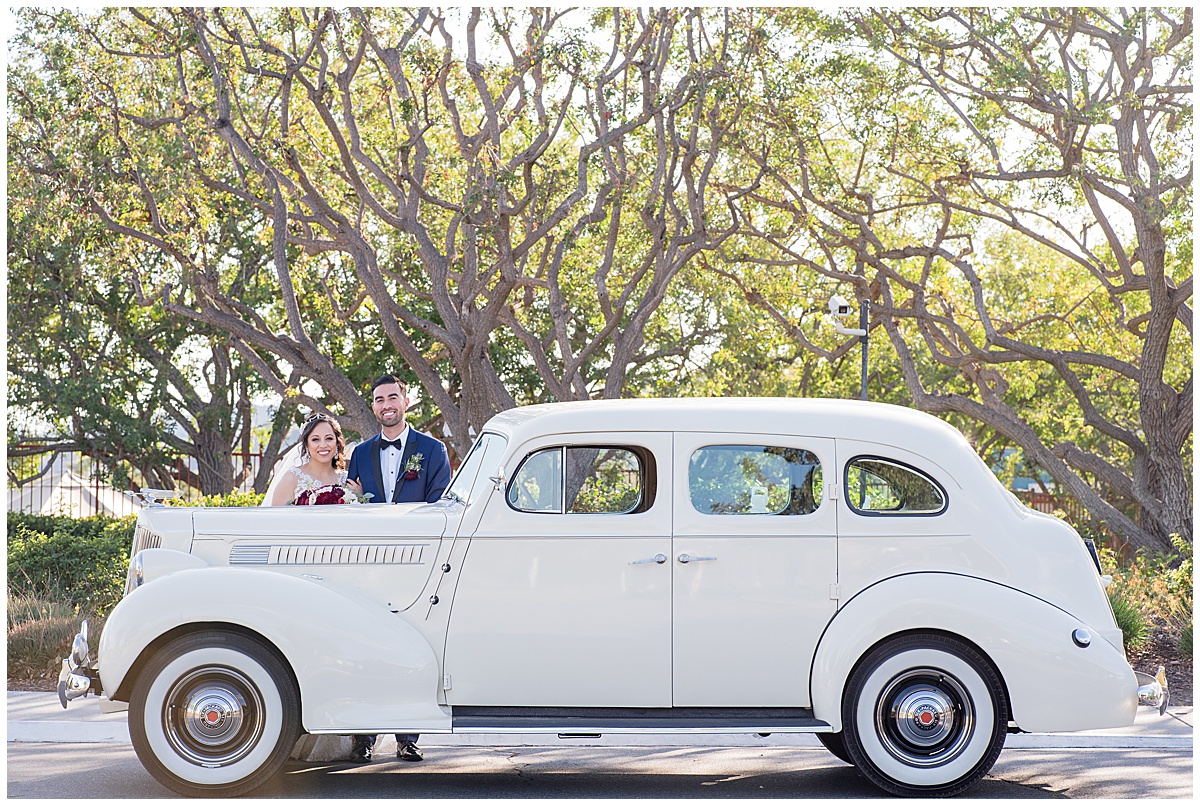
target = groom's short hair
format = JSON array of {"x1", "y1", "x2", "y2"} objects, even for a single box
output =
[{"x1": 371, "y1": 374, "x2": 407, "y2": 396}]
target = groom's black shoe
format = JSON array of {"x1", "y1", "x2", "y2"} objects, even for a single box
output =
[
  {"x1": 397, "y1": 741, "x2": 423, "y2": 762},
  {"x1": 349, "y1": 736, "x2": 373, "y2": 763}
]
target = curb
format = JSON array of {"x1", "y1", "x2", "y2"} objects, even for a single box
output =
[
  {"x1": 9, "y1": 692, "x2": 1190, "y2": 751},
  {"x1": 7, "y1": 723, "x2": 1192, "y2": 750}
]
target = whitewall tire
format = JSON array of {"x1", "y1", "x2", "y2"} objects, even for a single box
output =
[
  {"x1": 129, "y1": 631, "x2": 300, "y2": 798},
  {"x1": 842, "y1": 634, "x2": 1007, "y2": 797}
]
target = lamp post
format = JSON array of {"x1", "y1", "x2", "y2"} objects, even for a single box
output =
[{"x1": 828, "y1": 295, "x2": 869, "y2": 401}]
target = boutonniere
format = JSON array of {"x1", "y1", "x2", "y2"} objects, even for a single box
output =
[{"x1": 403, "y1": 453, "x2": 424, "y2": 481}]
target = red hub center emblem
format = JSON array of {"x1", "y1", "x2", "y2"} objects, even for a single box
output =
[
  {"x1": 205, "y1": 709, "x2": 221, "y2": 725},
  {"x1": 919, "y1": 711, "x2": 934, "y2": 725}
]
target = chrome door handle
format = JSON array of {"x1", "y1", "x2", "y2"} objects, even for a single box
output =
[
  {"x1": 630, "y1": 554, "x2": 668, "y2": 565},
  {"x1": 677, "y1": 553, "x2": 717, "y2": 564}
]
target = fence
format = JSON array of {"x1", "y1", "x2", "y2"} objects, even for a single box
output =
[
  {"x1": 1019, "y1": 490, "x2": 1090, "y2": 522},
  {"x1": 8, "y1": 446, "x2": 1138, "y2": 536},
  {"x1": 7, "y1": 444, "x2": 264, "y2": 518},
  {"x1": 1015, "y1": 490, "x2": 1139, "y2": 559}
]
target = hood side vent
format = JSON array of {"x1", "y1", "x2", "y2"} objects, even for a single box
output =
[
  {"x1": 228, "y1": 543, "x2": 427, "y2": 566},
  {"x1": 230, "y1": 545, "x2": 272, "y2": 565}
]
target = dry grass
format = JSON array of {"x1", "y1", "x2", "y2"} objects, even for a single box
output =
[{"x1": 6, "y1": 588, "x2": 101, "y2": 680}]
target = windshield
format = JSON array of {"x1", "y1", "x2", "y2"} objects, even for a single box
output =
[{"x1": 444, "y1": 432, "x2": 507, "y2": 504}]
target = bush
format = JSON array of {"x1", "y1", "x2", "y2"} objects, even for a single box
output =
[
  {"x1": 7, "y1": 513, "x2": 135, "y2": 616},
  {"x1": 7, "y1": 500, "x2": 262, "y2": 681},
  {"x1": 1095, "y1": 533, "x2": 1192, "y2": 657},
  {"x1": 168, "y1": 490, "x2": 265, "y2": 507},
  {"x1": 1108, "y1": 589, "x2": 1149, "y2": 651}
]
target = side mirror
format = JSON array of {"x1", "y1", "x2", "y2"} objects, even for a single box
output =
[{"x1": 489, "y1": 467, "x2": 506, "y2": 491}]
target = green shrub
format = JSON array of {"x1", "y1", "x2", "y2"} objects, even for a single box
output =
[
  {"x1": 7, "y1": 513, "x2": 135, "y2": 616},
  {"x1": 1096, "y1": 533, "x2": 1192, "y2": 656},
  {"x1": 168, "y1": 490, "x2": 265, "y2": 507},
  {"x1": 1108, "y1": 589, "x2": 1149, "y2": 651}
]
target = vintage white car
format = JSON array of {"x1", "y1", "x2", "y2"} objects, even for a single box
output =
[{"x1": 59, "y1": 398, "x2": 1167, "y2": 797}]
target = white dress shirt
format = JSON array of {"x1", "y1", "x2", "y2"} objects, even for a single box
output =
[{"x1": 379, "y1": 425, "x2": 410, "y2": 504}]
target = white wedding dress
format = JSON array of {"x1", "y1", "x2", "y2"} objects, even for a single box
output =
[{"x1": 260, "y1": 441, "x2": 361, "y2": 506}]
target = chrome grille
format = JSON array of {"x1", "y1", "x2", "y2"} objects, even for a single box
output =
[{"x1": 132, "y1": 525, "x2": 162, "y2": 553}]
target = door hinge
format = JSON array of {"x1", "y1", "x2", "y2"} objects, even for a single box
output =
[
  {"x1": 828, "y1": 480, "x2": 839, "y2": 500},
  {"x1": 442, "y1": 673, "x2": 453, "y2": 691},
  {"x1": 829, "y1": 584, "x2": 840, "y2": 600}
]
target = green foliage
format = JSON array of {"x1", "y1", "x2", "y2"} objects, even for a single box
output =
[
  {"x1": 167, "y1": 490, "x2": 265, "y2": 508},
  {"x1": 1098, "y1": 536, "x2": 1192, "y2": 657},
  {"x1": 570, "y1": 462, "x2": 641, "y2": 514},
  {"x1": 6, "y1": 513, "x2": 135, "y2": 617},
  {"x1": 4, "y1": 7, "x2": 1190, "y2": 554},
  {"x1": 1107, "y1": 589, "x2": 1149, "y2": 651},
  {"x1": 688, "y1": 446, "x2": 822, "y2": 515}
]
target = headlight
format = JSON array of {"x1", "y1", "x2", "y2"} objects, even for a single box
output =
[
  {"x1": 125, "y1": 552, "x2": 145, "y2": 595},
  {"x1": 123, "y1": 549, "x2": 209, "y2": 593}
]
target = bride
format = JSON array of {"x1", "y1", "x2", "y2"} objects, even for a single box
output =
[{"x1": 269, "y1": 413, "x2": 367, "y2": 506}]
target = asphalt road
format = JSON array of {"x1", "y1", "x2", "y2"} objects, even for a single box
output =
[{"x1": 7, "y1": 742, "x2": 1193, "y2": 799}]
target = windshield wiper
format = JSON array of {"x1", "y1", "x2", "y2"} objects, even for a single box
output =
[{"x1": 441, "y1": 489, "x2": 465, "y2": 504}]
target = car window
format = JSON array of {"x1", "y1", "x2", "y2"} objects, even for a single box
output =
[
  {"x1": 845, "y1": 456, "x2": 947, "y2": 515},
  {"x1": 445, "y1": 432, "x2": 506, "y2": 504},
  {"x1": 508, "y1": 446, "x2": 647, "y2": 514},
  {"x1": 689, "y1": 445, "x2": 823, "y2": 515},
  {"x1": 509, "y1": 448, "x2": 563, "y2": 512}
]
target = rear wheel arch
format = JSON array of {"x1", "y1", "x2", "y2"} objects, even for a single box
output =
[{"x1": 843, "y1": 628, "x2": 1012, "y2": 724}]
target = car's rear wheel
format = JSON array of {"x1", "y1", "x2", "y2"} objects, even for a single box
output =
[
  {"x1": 842, "y1": 634, "x2": 1007, "y2": 797},
  {"x1": 816, "y1": 731, "x2": 853, "y2": 764},
  {"x1": 129, "y1": 631, "x2": 299, "y2": 797}
]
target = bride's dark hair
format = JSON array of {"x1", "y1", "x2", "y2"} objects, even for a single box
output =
[{"x1": 299, "y1": 413, "x2": 348, "y2": 471}]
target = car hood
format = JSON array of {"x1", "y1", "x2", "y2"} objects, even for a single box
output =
[{"x1": 186, "y1": 501, "x2": 450, "y2": 541}]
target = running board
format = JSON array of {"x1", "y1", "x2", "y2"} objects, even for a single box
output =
[{"x1": 451, "y1": 706, "x2": 832, "y2": 734}]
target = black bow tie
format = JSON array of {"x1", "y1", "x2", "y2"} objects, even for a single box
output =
[{"x1": 380, "y1": 437, "x2": 404, "y2": 451}]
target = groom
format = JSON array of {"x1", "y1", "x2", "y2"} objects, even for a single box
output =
[
  {"x1": 345, "y1": 373, "x2": 452, "y2": 763},
  {"x1": 347, "y1": 374, "x2": 452, "y2": 511}
]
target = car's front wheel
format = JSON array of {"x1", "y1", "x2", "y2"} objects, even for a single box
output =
[
  {"x1": 129, "y1": 631, "x2": 300, "y2": 797},
  {"x1": 842, "y1": 634, "x2": 1007, "y2": 797}
]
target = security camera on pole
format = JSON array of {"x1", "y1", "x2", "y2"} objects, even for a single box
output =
[{"x1": 827, "y1": 295, "x2": 869, "y2": 401}]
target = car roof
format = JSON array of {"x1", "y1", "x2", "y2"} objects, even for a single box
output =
[{"x1": 482, "y1": 397, "x2": 969, "y2": 456}]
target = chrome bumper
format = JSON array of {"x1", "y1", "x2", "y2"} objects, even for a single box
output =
[
  {"x1": 57, "y1": 620, "x2": 100, "y2": 709},
  {"x1": 1135, "y1": 665, "x2": 1169, "y2": 716}
]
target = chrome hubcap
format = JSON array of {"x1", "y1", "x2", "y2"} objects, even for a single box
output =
[
  {"x1": 164, "y1": 667, "x2": 264, "y2": 767},
  {"x1": 876, "y1": 668, "x2": 974, "y2": 767}
]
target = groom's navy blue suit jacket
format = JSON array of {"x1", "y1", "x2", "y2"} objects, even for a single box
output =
[{"x1": 346, "y1": 428, "x2": 451, "y2": 504}]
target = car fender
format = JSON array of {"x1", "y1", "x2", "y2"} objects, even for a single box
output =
[
  {"x1": 99, "y1": 567, "x2": 448, "y2": 733},
  {"x1": 810, "y1": 573, "x2": 1136, "y2": 733}
]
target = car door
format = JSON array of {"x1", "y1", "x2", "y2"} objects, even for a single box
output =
[
  {"x1": 442, "y1": 432, "x2": 673, "y2": 707},
  {"x1": 671, "y1": 433, "x2": 838, "y2": 707}
]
